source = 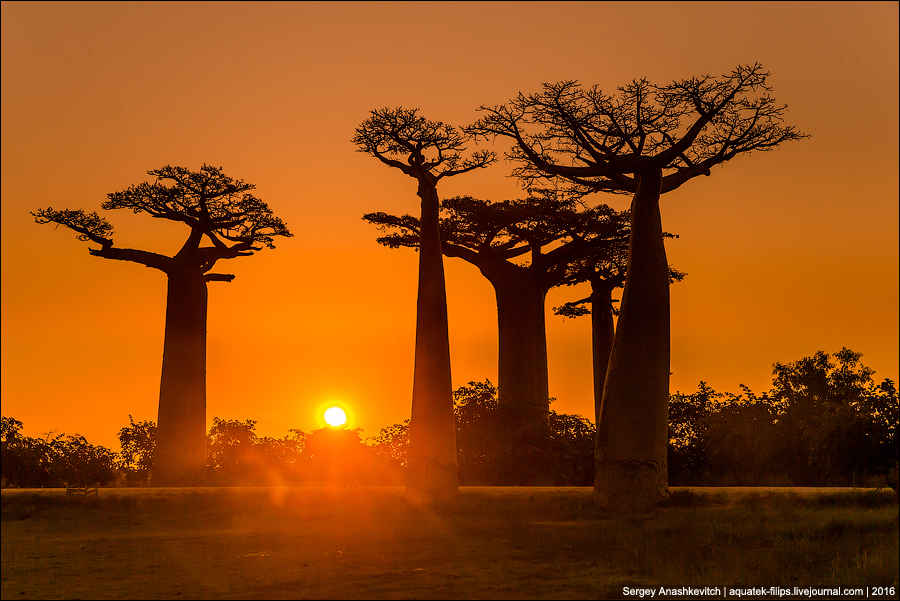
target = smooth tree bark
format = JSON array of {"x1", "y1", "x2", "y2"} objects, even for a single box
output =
[
  {"x1": 492, "y1": 267, "x2": 550, "y2": 452},
  {"x1": 558, "y1": 261, "x2": 686, "y2": 432},
  {"x1": 409, "y1": 176, "x2": 458, "y2": 499},
  {"x1": 595, "y1": 167, "x2": 671, "y2": 508},
  {"x1": 589, "y1": 283, "x2": 617, "y2": 425},
  {"x1": 353, "y1": 109, "x2": 495, "y2": 501},
  {"x1": 33, "y1": 165, "x2": 291, "y2": 486},
  {"x1": 365, "y1": 195, "x2": 630, "y2": 483},
  {"x1": 154, "y1": 234, "x2": 212, "y2": 486},
  {"x1": 554, "y1": 249, "x2": 626, "y2": 429},
  {"x1": 470, "y1": 64, "x2": 806, "y2": 509}
]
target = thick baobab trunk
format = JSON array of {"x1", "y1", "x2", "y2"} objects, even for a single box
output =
[
  {"x1": 406, "y1": 181, "x2": 458, "y2": 501},
  {"x1": 493, "y1": 273, "x2": 551, "y2": 483},
  {"x1": 595, "y1": 168, "x2": 670, "y2": 511},
  {"x1": 590, "y1": 283, "x2": 616, "y2": 428},
  {"x1": 153, "y1": 265, "x2": 209, "y2": 486}
]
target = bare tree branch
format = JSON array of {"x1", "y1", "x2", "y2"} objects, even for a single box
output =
[{"x1": 467, "y1": 64, "x2": 808, "y2": 195}]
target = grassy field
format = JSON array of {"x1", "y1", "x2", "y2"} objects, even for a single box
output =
[{"x1": 2, "y1": 486, "x2": 898, "y2": 599}]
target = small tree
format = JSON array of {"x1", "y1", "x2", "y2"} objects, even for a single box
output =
[
  {"x1": 470, "y1": 64, "x2": 806, "y2": 509},
  {"x1": 206, "y1": 417, "x2": 259, "y2": 481},
  {"x1": 117, "y1": 415, "x2": 156, "y2": 484},
  {"x1": 453, "y1": 380, "x2": 503, "y2": 484},
  {"x1": 771, "y1": 348, "x2": 898, "y2": 485},
  {"x1": 1, "y1": 417, "x2": 43, "y2": 487},
  {"x1": 47, "y1": 434, "x2": 117, "y2": 487},
  {"x1": 353, "y1": 108, "x2": 495, "y2": 501},
  {"x1": 367, "y1": 420, "x2": 410, "y2": 469},
  {"x1": 34, "y1": 165, "x2": 291, "y2": 486}
]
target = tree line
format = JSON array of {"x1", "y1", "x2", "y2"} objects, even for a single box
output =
[
  {"x1": 0, "y1": 414, "x2": 398, "y2": 488},
  {"x1": 4, "y1": 348, "x2": 896, "y2": 491},
  {"x1": 31, "y1": 63, "x2": 819, "y2": 508}
]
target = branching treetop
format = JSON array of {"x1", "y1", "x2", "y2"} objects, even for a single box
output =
[
  {"x1": 467, "y1": 63, "x2": 808, "y2": 196},
  {"x1": 33, "y1": 164, "x2": 291, "y2": 281},
  {"x1": 364, "y1": 193, "x2": 630, "y2": 289},
  {"x1": 353, "y1": 108, "x2": 496, "y2": 183},
  {"x1": 554, "y1": 255, "x2": 687, "y2": 319}
]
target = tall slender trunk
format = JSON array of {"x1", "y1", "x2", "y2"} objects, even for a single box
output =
[
  {"x1": 590, "y1": 282, "x2": 615, "y2": 428},
  {"x1": 406, "y1": 181, "x2": 458, "y2": 501},
  {"x1": 492, "y1": 271, "x2": 550, "y2": 482},
  {"x1": 595, "y1": 167, "x2": 670, "y2": 510},
  {"x1": 153, "y1": 263, "x2": 209, "y2": 486}
]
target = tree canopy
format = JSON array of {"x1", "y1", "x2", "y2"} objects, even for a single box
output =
[
  {"x1": 365, "y1": 193, "x2": 630, "y2": 283},
  {"x1": 33, "y1": 164, "x2": 291, "y2": 281},
  {"x1": 353, "y1": 108, "x2": 495, "y2": 183},
  {"x1": 468, "y1": 63, "x2": 808, "y2": 195}
]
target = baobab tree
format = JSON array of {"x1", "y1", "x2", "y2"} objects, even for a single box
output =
[
  {"x1": 364, "y1": 194, "x2": 630, "y2": 483},
  {"x1": 469, "y1": 63, "x2": 807, "y2": 509},
  {"x1": 353, "y1": 108, "x2": 495, "y2": 500},
  {"x1": 33, "y1": 165, "x2": 291, "y2": 486},
  {"x1": 555, "y1": 250, "x2": 686, "y2": 429}
]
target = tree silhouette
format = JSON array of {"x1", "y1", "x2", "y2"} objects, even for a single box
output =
[
  {"x1": 367, "y1": 420, "x2": 409, "y2": 469},
  {"x1": 117, "y1": 415, "x2": 157, "y2": 484},
  {"x1": 555, "y1": 249, "x2": 686, "y2": 430},
  {"x1": 770, "y1": 348, "x2": 898, "y2": 486},
  {"x1": 353, "y1": 108, "x2": 495, "y2": 501},
  {"x1": 33, "y1": 165, "x2": 291, "y2": 486},
  {"x1": 470, "y1": 64, "x2": 807, "y2": 509},
  {"x1": 364, "y1": 193, "x2": 629, "y2": 483}
]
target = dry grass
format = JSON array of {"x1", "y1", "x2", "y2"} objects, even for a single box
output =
[{"x1": 2, "y1": 486, "x2": 897, "y2": 599}]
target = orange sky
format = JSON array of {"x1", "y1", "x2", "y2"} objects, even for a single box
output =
[{"x1": 2, "y1": 1, "x2": 898, "y2": 451}]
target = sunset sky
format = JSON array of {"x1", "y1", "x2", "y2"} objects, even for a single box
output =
[{"x1": 2, "y1": 1, "x2": 897, "y2": 451}]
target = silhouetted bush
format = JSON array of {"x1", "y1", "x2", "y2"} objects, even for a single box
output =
[
  {"x1": 668, "y1": 349, "x2": 898, "y2": 487},
  {"x1": 4, "y1": 349, "x2": 894, "y2": 490},
  {"x1": 1, "y1": 417, "x2": 116, "y2": 488}
]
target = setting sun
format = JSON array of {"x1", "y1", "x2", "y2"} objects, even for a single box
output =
[{"x1": 324, "y1": 406, "x2": 347, "y2": 428}]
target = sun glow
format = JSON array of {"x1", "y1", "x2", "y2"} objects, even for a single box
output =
[{"x1": 324, "y1": 406, "x2": 347, "y2": 428}]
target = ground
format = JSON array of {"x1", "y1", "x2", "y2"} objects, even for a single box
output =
[{"x1": 2, "y1": 486, "x2": 898, "y2": 599}]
